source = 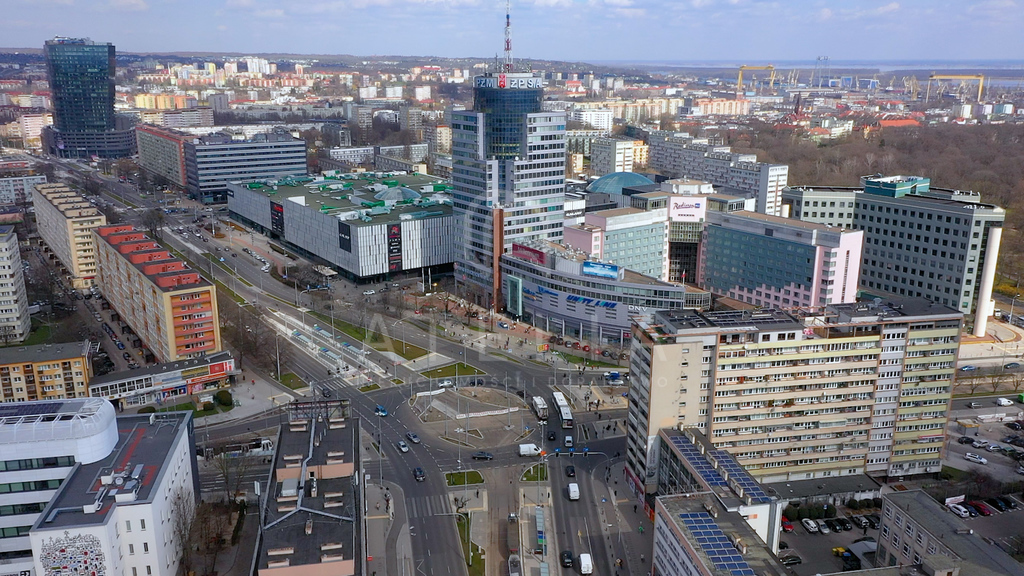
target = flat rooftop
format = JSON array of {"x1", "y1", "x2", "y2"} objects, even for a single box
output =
[
  {"x1": 0, "y1": 340, "x2": 89, "y2": 366},
  {"x1": 260, "y1": 401, "x2": 361, "y2": 574},
  {"x1": 723, "y1": 210, "x2": 852, "y2": 232},
  {"x1": 89, "y1": 350, "x2": 233, "y2": 386},
  {"x1": 34, "y1": 411, "x2": 192, "y2": 530},
  {"x1": 657, "y1": 494, "x2": 788, "y2": 576},
  {"x1": 234, "y1": 171, "x2": 452, "y2": 228},
  {"x1": 885, "y1": 491, "x2": 1024, "y2": 576},
  {"x1": 95, "y1": 225, "x2": 213, "y2": 292},
  {"x1": 661, "y1": 428, "x2": 775, "y2": 505}
]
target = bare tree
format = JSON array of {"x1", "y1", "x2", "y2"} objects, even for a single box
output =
[
  {"x1": 1011, "y1": 372, "x2": 1024, "y2": 393},
  {"x1": 989, "y1": 373, "x2": 1007, "y2": 393},
  {"x1": 212, "y1": 453, "x2": 257, "y2": 504},
  {"x1": 170, "y1": 485, "x2": 198, "y2": 576},
  {"x1": 141, "y1": 208, "x2": 166, "y2": 240},
  {"x1": 193, "y1": 502, "x2": 230, "y2": 576}
]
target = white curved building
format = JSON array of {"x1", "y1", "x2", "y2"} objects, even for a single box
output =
[{"x1": 0, "y1": 399, "x2": 120, "y2": 574}]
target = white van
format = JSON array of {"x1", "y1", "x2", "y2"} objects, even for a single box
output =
[
  {"x1": 568, "y1": 483, "x2": 580, "y2": 501},
  {"x1": 578, "y1": 553, "x2": 593, "y2": 575}
]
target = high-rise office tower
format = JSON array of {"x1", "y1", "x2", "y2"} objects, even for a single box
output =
[
  {"x1": 41, "y1": 37, "x2": 135, "y2": 159},
  {"x1": 452, "y1": 2, "x2": 566, "y2": 309}
]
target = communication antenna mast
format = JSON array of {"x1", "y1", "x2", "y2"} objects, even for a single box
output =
[{"x1": 504, "y1": 0, "x2": 514, "y2": 72}]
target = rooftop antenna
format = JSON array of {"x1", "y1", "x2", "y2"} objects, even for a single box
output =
[{"x1": 504, "y1": 0, "x2": 514, "y2": 72}]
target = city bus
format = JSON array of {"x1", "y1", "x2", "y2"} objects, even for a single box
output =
[{"x1": 551, "y1": 391, "x2": 573, "y2": 429}]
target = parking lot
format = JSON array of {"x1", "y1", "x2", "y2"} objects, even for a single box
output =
[
  {"x1": 946, "y1": 425, "x2": 1024, "y2": 483},
  {"x1": 954, "y1": 493, "x2": 1024, "y2": 554},
  {"x1": 782, "y1": 514, "x2": 879, "y2": 574}
]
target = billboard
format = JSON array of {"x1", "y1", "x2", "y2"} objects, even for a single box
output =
[
  {"x1": 669, "y1": 199, "x2": 706, "y2": 223},
  {"x1": 387, "y1": 223, "x2": 402, "y2": 272},
  {"x1": 338, "y1": 221, "x2": 352, "y2": 252},
  {"x1": 270, "y1": 202, "x2": 284, "y2": 234},
  {"x1": 505, "y1": 275, "x2": 523, "y2": 316},
  {"x1": 511, "y1": 243, "x2": 547, "y2": 266},
  {"x1": 582, "y1": 261, "x2": 619, "y2": 280}
]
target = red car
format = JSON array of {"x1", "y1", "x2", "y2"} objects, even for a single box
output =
[
  {"x1": 781, "y1": 516, "x2": 795, "y2": 533},
  {"x1": 967, "y1": 501, "x2": 994, "y2": 516}
]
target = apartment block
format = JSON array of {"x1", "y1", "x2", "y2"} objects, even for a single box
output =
[
  {"x1": 569, "y1": 108, "x2": 613, "y2": 132},
  {"x1": 782, "y1": 175, "x2": 1006, "y2": 322},
  {"x1": 590, "y1": 137, "x2": 641, "y2": 176},
  {"x1": 0, "y1": 341, "x2": 91, "y2": 402},
  {"x1": 625, "y1": 299, "x2": 961, "y2": 496},
  {"x1": 699, "y1": 210, "x2": 863, "y2": 307},
  {"x1": 32, "y1": 183, "x2": 106, "y2": 290},
  {"x1": 424, "y1": 124, "x2": 451, "y2": 154},
  {"x1": 648, "y1": 134, "x2": 787, "y2": 216},
  {"x1": 135, "y1": 124, "x2": 190, "y2": 188},
  {"x1": 94, "y1": 225, "x2": 221, "y2": 362},
  {"x1": 0, "y1": 226, "x2": 31, "y2": 343},
  {"x1": 563, "y1": 206, "x2": 669, "y2": 281},
  {"x1": 0, "y1": 168, "x2": 47, "y2": 204}
]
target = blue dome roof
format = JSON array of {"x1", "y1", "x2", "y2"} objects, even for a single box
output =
[
  {"x1": 586, "y1": 172, "x2": 655, "y2": 195},
  {"x1": 374, "y1": 187, "x2": 421, "y2": 202}
]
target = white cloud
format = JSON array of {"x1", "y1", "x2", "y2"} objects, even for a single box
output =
[
  {"x1": 818, "y1": 7, "x2": 832, "y2": 20},
  {"x1": 614, "y1": 6, "x2": 644, "y2": 17},
  {"x1": 873, "y1": 2, "x2": 899, "y2": 15},
  {"x1": 254, "y1": 8, "x2": 284, "y2": 17}
]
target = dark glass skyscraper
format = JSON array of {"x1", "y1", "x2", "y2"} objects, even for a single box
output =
[
  {"x1": 42, "y1": 37, "x2": 134, "y2": 159},
  {"x1": 46, "y1": 37, "x2": 116, "y2": 133}
]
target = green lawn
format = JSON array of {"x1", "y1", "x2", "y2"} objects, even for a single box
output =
[
  {"x1": 157, "y1": 400, "x2": 233, "y2": 418},
  {"x1": 359, "y1": 383, "x2": 381, "y2": 392},
  {"x1": 279, "y1": 373, "x2": 305, "y2": 390},
  {"x1": 556, "y1": 351, "x2": 621, "y2": 368},
  {"x1": 308, "y1": 312, "x2": 427, "y2": 360},
  {"x1": 521, "y1": 463, "x2": 548, "y2": 482},
  {"x1": 21, "y1": 323, "x2": 53, "y2": 346},
  {"x1": 390, "y1": 378, "x2": 404, "y2": 385},
  {"x1": 421, "y1": 363, "x2": 485, "y2": 378},
  {"x1": 456, "y1": 515, "x2": 485, "y2": 576},
  {"x1": 446, "y1": 470, "x2": 485, "y2": 486}
]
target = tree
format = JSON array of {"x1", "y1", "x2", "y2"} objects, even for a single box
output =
[
  {"x1": 1010, "y1": 372, "x2": 1024, "y2": 393},
  {"x1": 141, "y1": 208, "x2": 166, "y2": 240},
  {"x1": 212, "y1": 453, "x2": 257, "y2": 504},
  {"x1": 170, "y1": 485, "x2": 198, "y2": 576},
  {"x1": 989, "y1": 373, "x2": 1007, "y2": 393},
  {"x1": 193, "y1": 502, "x2": 231, "y2": 576}
]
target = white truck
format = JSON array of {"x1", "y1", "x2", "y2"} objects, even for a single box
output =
[
  {"x1": 568, "y1": 482, "x2": 580, "y2": 501},
  {"x1": 518, "y1": 443, "x2": 541, "y2": 457}
]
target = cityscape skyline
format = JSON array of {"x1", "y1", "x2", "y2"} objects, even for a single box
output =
[{"x1": 0, "y1": 0, "x2": 1022, "y2": 63}]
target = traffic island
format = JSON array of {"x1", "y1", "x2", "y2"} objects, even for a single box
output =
[
  {"x1": 445, "y1": 470, "x2": 484, "y2": 486},
  {"x1": 520, "y1": 463, "x2": 548, "y2": 482}
]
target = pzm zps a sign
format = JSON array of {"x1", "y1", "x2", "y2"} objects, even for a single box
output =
[{"x1": 475, "y1": 75, "x2": 543, "y2": 90}]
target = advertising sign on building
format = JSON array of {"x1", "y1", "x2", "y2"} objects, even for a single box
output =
[
  {"x1": 669, "y1": 198, "x2": 707, "y2": 223},
  {"x1": 511, "y1": 243, "x2": 547, "y2": 266},
  {"x1": 270, "y1": 202, "x2": 284, "y2": 234},
  {"x1": 582, "y1": 261, "x2": 620, "y2": 280},
  {"x1": 387, "y1": 223, "x2": 402, "y2": 271},
  {"x1": 338, "y1": 221, "x2": 352, "y2": 252}
]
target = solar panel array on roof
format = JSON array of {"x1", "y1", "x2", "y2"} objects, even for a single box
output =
[
  {"x1": 678, "y1": 513, "x2": 756, "y2": 576},
  {"x1": 0, "y1": 402, "x2": 64, "y2": 419},
  {"x1": 715, "y1": 452, "x2": 772, "y2": 504},
  {"x1": 669, "y1": 436, "x2": 727, "y2": 487}
]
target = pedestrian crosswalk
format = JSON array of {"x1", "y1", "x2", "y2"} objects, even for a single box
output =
[{"x1": 406, "y1": 494, "x2": 452, "y2": 518}]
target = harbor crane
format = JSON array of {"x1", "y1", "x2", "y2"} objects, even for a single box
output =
[
  {"x1": 925, "y1": 74, "x2": 985, "y2": 102},
  {"x1": 737, "y1": 65, "x2": 776, "y2": 95}
]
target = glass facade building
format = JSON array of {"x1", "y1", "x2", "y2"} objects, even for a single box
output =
[{"x1": 42, "y1": 37, "x2": 134, "y2": 158}]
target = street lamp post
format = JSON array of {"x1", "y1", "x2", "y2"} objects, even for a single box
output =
[{"x1": 1003, "y1": 293, "x2": 1020, "y2": 371}]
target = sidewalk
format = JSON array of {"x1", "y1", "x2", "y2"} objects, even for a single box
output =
[
  {"x1": 605, "y1": 460, "x2": 654, "y2": 575},
  {"x1": 365, "y1": 480, "x2": 413, "y2": 576}
]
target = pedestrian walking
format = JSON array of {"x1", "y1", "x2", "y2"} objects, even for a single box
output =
[{"x1": 634, "y1": 504, "x2": 637, "y2": 513}]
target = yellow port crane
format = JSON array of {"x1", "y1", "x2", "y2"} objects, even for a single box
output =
[
  {"x1": 737, "y1": 65, "x2": 776, "y2": 95},
  {"x1": 925, "y1": 74, "x2": 985, "y2": 102}
]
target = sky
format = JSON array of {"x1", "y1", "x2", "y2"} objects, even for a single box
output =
[{"x1": 1, "y1": 0, "x2": 1023, "y2": 64}]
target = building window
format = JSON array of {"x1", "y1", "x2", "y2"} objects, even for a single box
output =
[
  {"x1": 126, "y1": 520, "x2": 131, "y2": 532},
  {"x1": 129, "y1": 544, "x2": 135, "y2": 555},
  {"x1": 141, "y1": 519, "x2": 146, "y2": 531}
]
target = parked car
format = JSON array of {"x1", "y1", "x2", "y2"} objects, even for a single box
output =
[
  {"x1": 1007, "y1": 422, "x2": 1023, "y2": 431},
  {"x1": 986, "y1": 497, "x2": 1008, "y2": 512},
  {"x1": 363, "y1": 289, "x2": 376, "y2": 296},
  {"x1": 779, "y1": 553, "x2": 802, "y2": 566},
  {"x1": 780, "y1": 517, "x2": 794, "y2": 533},
  {"x1": 948, "y1": 503, "x2": 971, "y2": 518},
  {"x1": 864, "y1": 514, "x2": 881, "y2": 529},
  {"x1": 800, "y1": 518, "x2": 819, "y2": 533},
  {"x1": 965, "y1": 452, "x2": 989, "y2": 465},
  {"x1": 850, "y1": 515, "x2": 869, "y2": 529},
  {"x1": 835, "y1": 517, "x2": 853, "y2": 531},
  {"x1": 122, "y1": 352, "x2": 132, "y2": 361},
  {"x1": 996, "y1": 496, "x2": 1018, "y2": 509},
  {"x1": 987, "y1": 443, "x2": 1005, "y2": 452},
  {"x1": 967, "y1": 501, "x2": 993, "y2": 516},
  {"x1": 816, "y1": 519, "x2": 831, "y2": 534},
  {"x1": 972, "y1": 439, "x2": 989, "y2": 449},
  {"x1": 958, "y1": 436, "x2": 975, "y2": 444},
  {"x1": 961, "y1": 503, "x2": 980, "y2": 517}
]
